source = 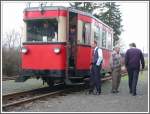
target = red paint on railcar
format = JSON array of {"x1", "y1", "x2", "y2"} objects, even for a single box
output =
[
  {"x1": 102, "y1": 49, "x2": 112, "y2": 69},
  {"x1": 24, "y1": 10, "x2": 67, "y2": 20},
  {"x1": 75, "y1": 46, "x2": 112, "y2": 70},
  {"x1": 78, "y1": 14, "x2": 92, "y2": 23},
  {"x1": 76, "y1": 45, "x2": 92, "y2": 70},
  {"x1": 22, "y1": 44, "x2": 66, "y2": 70}
]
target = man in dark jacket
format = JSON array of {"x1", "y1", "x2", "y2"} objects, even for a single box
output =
[
  {"x1": 89, "y1": 41, "x2": 103, "y2": 95},
  {"x1": 125, "y1": 43, "x2": 145, "y2": 96}
]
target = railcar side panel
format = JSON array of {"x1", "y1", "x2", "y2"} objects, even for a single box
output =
[
  {"x1": 102, "y1": 49, "x2": 112, "y2": 69},
  {"x1": 76, "y1": 45, "x2": 91, "y2": 70}
]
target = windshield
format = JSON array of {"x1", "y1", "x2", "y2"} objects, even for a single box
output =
[{"x1": 26, "y1": 19, "x2": 58, "y2": 42}]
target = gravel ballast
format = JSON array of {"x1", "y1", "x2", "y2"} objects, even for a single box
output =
[{"x1": 3, "y1": 70, "x2": 148, "y2": 112}]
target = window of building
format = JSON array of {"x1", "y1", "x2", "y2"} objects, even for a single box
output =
[{"x1": 26, "y1": 19, "x2": 58, "y2": 42}]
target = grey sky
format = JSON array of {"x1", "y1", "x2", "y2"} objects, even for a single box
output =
[{"x1": 1, "y1": 1, "x2": 149, "y2": 53}]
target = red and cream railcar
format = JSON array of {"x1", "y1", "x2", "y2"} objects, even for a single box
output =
[{"x1": 19, "y1": 6, "x2": 113, "y2": 86}]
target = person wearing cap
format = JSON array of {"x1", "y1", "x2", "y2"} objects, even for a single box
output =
[
  {"x1": 69, "y1": 25, "x2": 76, "y2": 45},
  {"x1": 41, "y1": 22, "x2": 55, "y2": 41},
  {"x1": 125, "y1": 43, "x2": 145, "y2": 96},
  {"x1": 110, "y1": 45, "x2": 122, "y2": 93}
]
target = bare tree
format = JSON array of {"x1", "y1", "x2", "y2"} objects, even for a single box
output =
[
  {"x1": 116, "y1": 38, "x2": 126, "y2": 53},
  {"x1": 3, "y1": 29, "x2": 21, "y2": 49},
  {"x1": 2, "y1": 29, "x2": 21, "y2": 76}
]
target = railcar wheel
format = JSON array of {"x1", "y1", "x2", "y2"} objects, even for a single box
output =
[
  {"x1": 46, "y1": 79, "x2": 54, "y2": 87},
  {"x1": 42, "y1": 77, "x2": 54, "y2": 88}
]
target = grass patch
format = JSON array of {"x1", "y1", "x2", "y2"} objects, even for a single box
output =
[
  {"x1": 139, "y1": 70, "x2": 148, "y2": 81},
  {"x1": 122, "y1": 75, "x2": 128, "y2": 81},
  {"x1": 121, "y1": 70, "x2": 148, "y2": 81}
]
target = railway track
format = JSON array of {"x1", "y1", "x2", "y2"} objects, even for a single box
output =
[
  {"x1": 2, "y1": 84, "x2": 85, "y2": 110},
  {"x1": 2, "y1": 71, "x2": 128, "y2": 110},
  {"x1": 102, "y1": 71, "x2": 127, "y2": 81},
  {"x1": 2, "y1": 76, "x2": 19, "y2": 81}
]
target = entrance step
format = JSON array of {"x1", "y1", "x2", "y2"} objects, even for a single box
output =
[
  {"x1": 68, "y1": 66, "x2": 75, "y2": 76},
  {"x1": 69, "y1": 77, "x2": 83, "y2": 79},
  {"x1": 67, "y1": 82, "x2": 85, "y2": 86},
  {"x1": 64, "y1": 79, "x2": 85, "y2": 85}
]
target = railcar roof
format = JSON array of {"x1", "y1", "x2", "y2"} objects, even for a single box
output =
[{"x1": 24, "y1": 6, "x2": 113, "y2": 31}]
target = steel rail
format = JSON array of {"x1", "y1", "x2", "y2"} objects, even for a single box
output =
[{"x1": 2, "y1": 71, "x2": 128, "y2": 110}]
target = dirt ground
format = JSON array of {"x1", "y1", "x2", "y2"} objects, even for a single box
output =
[{"x1": 3, "y1": 70, "x2": 148, "y2": 112}]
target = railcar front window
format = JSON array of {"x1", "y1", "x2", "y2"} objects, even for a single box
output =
[{"x1": 26, "y1": 19, "x2": 58, "y2": 42}]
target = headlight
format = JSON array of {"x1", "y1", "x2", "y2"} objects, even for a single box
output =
[
  {"x1": 21, "y1": 47, "x2": 28, "y2": 54},
  {"x1": 54, "y1": 48, "x2": 61, "y2": 54}
]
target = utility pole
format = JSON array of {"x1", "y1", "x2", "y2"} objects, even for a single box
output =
[
  {"x1": 26, "y1": 2, "x2": 31, "y2": 8},
  {"x1": 39, "y1": 2, "x2": 47, "y2": 7}
]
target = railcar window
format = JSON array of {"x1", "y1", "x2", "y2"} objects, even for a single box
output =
[
  {"x1": 102, "y1": 30, "x2": 106, "y2": 48},
  {"x1": 94, "y1": 24, "x2": 103, "y2": 47},
  {"x1": 94, "y1": 25, "x2": 100, "y2": 46},
  {"x1": 99, "y1": 28, "x2": 102, "y2": 47},
  {"x1": 26, "y1": 19, "x2": 58, "y2": 42},
  {"x1": 82, "y1": 22, "x2": 91, "y2": 45},
  {"x1": 107, "y1": 32, "x2": 112, "y2": 50}
]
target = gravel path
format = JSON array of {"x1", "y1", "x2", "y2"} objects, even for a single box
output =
[
  {"x1": 2, "y1": 78, "x2": 47, "y2": 95},
  {"x1": 3, "y1": 70, "x2": 148, "y2": 112}
]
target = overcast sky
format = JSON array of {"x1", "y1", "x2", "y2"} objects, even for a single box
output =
[{"x1": 1, "y1": 1, "x2": 149, "y2": 53}]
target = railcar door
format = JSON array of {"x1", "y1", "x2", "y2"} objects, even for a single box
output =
[
  {"x1": 66, "y1": 11, "x2": 78, "y2": 79},
  {"x1": 68, "y1": 12, "x2": 78, "y2": 77}
]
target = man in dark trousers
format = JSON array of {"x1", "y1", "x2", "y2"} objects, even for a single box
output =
[
  {"x1": 125, "y1": 43, "x2": 145, "y2": 96},
  {"x1": 89, "y1": 41, "x2": 103, "y2": 95}
]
